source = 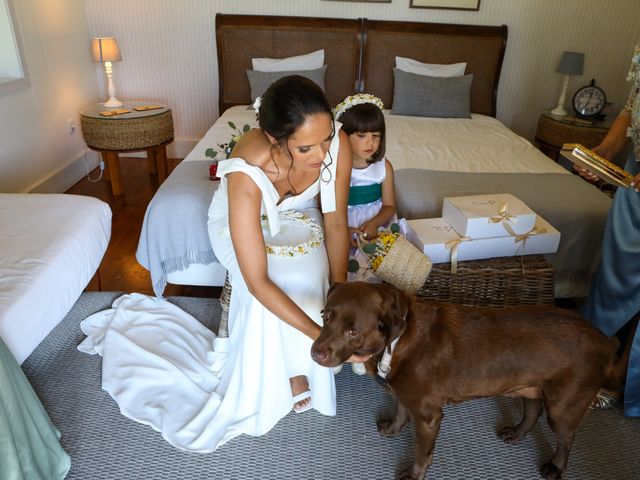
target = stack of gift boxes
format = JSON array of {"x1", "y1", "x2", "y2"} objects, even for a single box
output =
[{"x1": 405, "y1": 193, "x2": 560, "y2": 268}]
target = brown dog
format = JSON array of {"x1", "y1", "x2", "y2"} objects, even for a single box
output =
[{"x1": 311, "y1": 282, "x2": 615, "y2": 480}]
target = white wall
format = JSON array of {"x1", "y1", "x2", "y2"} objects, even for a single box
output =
[
  {"x1": 2, "y1": 0, "x2": 639, "y2": 193},
  {"x1": 85, "y1": 0, "x2": 640, "y2": 160},
  {"x1": 0, "y1": 0, "x2": 22, "y2": 78},
  {"x1": 0, "y1": 0, "x2": 100, "y2": 193}
]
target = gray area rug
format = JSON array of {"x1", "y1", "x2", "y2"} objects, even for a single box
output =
[{"x1": 23, "y1": 292, "x2": 640, "y2": 480}]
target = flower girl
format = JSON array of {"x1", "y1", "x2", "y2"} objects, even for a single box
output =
[
  {"x1": 335, "y1": 94, "x2": 398, "y2": 275},
  {"x1": 335, "y1": 93, "x2": 398, "y2": 374}
]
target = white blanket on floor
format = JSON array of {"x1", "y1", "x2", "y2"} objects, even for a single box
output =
[{"x1": 78, "y1": 293, "x2": 229, "y2": 451}]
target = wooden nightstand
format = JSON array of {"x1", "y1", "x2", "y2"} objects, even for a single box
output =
[
  {"x1": 80, "y1": 102, "x2": 174, "y2": 195},
  {"x1": 534, "y1": 111, "x2": 611, "y2": 161}
]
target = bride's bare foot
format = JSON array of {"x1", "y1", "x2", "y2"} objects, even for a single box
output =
[{"x1": 290, "y1": 375, "x2": 311, "y2": 413}]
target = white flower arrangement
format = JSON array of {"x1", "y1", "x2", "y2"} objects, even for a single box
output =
[
  {"x1": 205, "y1": 121, "x2": 251, "y2": 162},
  {"x1": 253, "y1": 96, "x2": 262, "y2": 114},
  {"x1": 334, "y1": 93, "x2": 384, "y2": 121},
  {"x1": 262, "y1": 211, "x2": 323, "y2": 257}
]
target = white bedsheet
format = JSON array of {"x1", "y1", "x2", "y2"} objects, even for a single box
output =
[
  {"x1": 184, "y1": 106, "x2": 568, "y2": 175},
  {"x1": 0, "y1": 194, "x2": 111, "y2": 363}
]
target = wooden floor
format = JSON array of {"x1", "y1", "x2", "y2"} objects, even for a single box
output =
[{"x1": 66, "y1": 157, "x2": 219, "y2": 298}]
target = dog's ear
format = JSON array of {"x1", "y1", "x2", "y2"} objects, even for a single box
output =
[
  {"x1": 377, "y1": 284, "x2": 409, "y2": 341},
  {"x1": 327, "y1": 281, "x2": 339, "y2": 299}
]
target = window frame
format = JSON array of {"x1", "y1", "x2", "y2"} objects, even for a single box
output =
[{"x1": 0, "y1": 0, "x2": 30, "y2": 97}]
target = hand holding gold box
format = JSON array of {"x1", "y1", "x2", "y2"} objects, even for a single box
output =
[{"x1": 560, "y1": 143, "x2": 633, "y2": 188}]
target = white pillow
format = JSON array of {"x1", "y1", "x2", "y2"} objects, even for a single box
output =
[
  {"x1": 395, "y1": 56, "x2": 466, "y2": 77},
  {"x1": 252, "y1": 49, "x2": 325, "y2": 72}
]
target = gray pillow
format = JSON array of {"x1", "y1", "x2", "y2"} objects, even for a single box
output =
[
  {"x1": 246, "y1": 66, "x2": 327, "y2": 101},
  {"x1": 391, "y1": 68, "x2": 473, "y2": 118}
]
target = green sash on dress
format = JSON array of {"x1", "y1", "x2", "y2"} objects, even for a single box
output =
[{"x1": 348, "y1": 183, "x2": 382, "y2": 206}]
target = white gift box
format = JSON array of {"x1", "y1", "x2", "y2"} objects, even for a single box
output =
[
  {"x1": 406, "y1": 216, "x2": 561, "y2": 264},
  {"x1": 405, "y1": 218, "x2": 461, "y2": 263},
  {"x1": 442, "y1": 193, "x2": 537, "y2": 238}
]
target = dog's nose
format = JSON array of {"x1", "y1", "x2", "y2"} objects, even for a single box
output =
[{"x1": 311, "y1": 348, "x2": 327, "y2": 363}]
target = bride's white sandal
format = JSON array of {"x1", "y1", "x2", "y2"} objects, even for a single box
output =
[{"x1": 292, "y1": 390, "x2": 312, "y2": 413}]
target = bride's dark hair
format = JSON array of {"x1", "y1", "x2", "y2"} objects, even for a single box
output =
[
  {"x1": 258, "y1": 75, "x2": 333, "y2": 143},
  {"x1": 258, "y1": 75, "x2": 335, "y2": 191}
]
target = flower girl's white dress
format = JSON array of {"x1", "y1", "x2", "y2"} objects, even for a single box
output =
[{"x1": 347, "y1": 158, "x2": 397, "y2": 283}]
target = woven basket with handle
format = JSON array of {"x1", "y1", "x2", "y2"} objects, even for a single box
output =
[{"x1": 373, "y1": 235, "x2": 432, "y2": 295}]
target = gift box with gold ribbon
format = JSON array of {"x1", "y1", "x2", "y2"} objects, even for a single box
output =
[
  {"x1": 406, "y1": 216, "x2": 560, "y2": 274},
  {"x1": 442, "y1": 193, "x2": 537, "y2": 239}
]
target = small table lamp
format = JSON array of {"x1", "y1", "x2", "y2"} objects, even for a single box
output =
[
  {"x1": 92, "y1": 37, "x2": 123, "y2": 108},
  {"x1": 550, "y1": 51, "x2": 584, "y2": 117}
]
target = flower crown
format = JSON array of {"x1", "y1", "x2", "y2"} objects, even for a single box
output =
[{"x1": 334, "y1": 93, "x2": 384, "y2": 121}]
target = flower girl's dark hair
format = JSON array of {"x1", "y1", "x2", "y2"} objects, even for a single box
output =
[{"x1": 338, "y1": 103, "x2": 386, "y2": 164}]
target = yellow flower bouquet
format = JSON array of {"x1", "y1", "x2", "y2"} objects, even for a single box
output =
[{"x1": 350, "y1": 223, "x2": 432, "y2": 294}]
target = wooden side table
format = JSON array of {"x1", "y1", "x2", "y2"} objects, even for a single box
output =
[
  {"x1": 80, "y1": 102, "x2": 174, "y2": 195},
  {"x1": 534, "y1": 111, "x2": 611, "y2": 161}
]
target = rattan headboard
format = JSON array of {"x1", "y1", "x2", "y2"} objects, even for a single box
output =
[
  {"x1": 362, "y1": 19, "x2": 507, "y2": 116},
  {"x1": 215, "y1": 14, "x2": 507, "y2": 117},
  {"x1": 215, "y1": 14, "x2": 362, "y2": 113}
]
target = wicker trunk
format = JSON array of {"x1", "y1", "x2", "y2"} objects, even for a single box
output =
[{"x1": 416, "y1": 254, "x2": 555, "y2": 308}]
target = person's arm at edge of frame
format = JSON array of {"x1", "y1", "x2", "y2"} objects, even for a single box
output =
[
  {"x1": 227, "y1": 171, "x2": 321, "y2": 340},
  {"x1": 323, "y1": 129, "x2": 352, "y2": 283},
  {"x1": 575, "y1": 87, "x2": 633, "y2": 185}
]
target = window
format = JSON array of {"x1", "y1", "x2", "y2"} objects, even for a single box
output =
[{"x1": 0, "y1": 0, "x2": 29, "y2": 96}]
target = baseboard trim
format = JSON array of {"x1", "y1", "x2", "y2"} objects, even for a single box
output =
[
  {"x1": 26, "y1": 138, "x2": 198, "y2": 193},
  {"x1": 28, "y1": 150, "x2": 101, "y2": 193}
]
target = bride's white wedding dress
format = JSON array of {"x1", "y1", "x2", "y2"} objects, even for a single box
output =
[{"x1": 78, "y1": 125, "x2": 342, "y2": 452}]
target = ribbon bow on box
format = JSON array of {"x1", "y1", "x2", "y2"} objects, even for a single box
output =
[
  {"x1": 514, "y1": 227, "x2": 547, "y2": 273},
  {"x1": 488, "y1": 202, "x2": 518, "y2": 237}
]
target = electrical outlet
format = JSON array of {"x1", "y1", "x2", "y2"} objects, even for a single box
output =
[{"x1": 67, "y1": 119, "x2": 77, "y2": 135}]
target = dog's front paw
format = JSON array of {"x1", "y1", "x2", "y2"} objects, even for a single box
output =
[
  {"x1": 396, "y1": 464, "x2": 425, "y2": 480},
  {"x1": 540, "y1": 461, "x2": 563, "y2": 480},
  {"x1": 377, "y1": 417, "x2": 403, "y2": 437},
  {"x1": 498, "y1": 426, "x2": 525, "y2": 444}
]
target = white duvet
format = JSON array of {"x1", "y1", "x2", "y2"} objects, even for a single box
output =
[
  {"x1": 0, "y1": 194, "x2": 111, "y2": 363},
  {"x1": 185, "y1": 106, "x2": 568, "y2": 175}
]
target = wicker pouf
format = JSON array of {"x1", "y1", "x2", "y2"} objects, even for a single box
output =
[
  {"x1": 80, "y1": 108, "x2": 173, "y2": 151},
  {"x1": 416, "y1": 255, "x2": 555, "y2": 308},
  {"x1": 79, "y1": 102, "x2": 174, "y2": 195}
]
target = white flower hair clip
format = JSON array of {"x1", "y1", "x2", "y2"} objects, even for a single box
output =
[
  {"x1": 253, "y1": 96, "x2": 262, "y2": 114},
  {"x1": 334, "y1": 93, "x2": 384, "y2": 121}
]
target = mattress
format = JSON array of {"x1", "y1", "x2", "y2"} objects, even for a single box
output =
[{"x1": 0, "y1": 194, "x2": 112, "y2": 363}]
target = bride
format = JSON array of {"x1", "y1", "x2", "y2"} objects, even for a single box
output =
[
  {"x1": 78, "y1": 75, "x2": 369, "y2": 452},
  {"x1": 207, "y1": 75, "x2": 369, "y2": 448}
]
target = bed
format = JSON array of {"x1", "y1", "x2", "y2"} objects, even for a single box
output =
[
  {"x1": 0, "y1": 193, "x2": 111, "y2": 364},
  {"x1": 136, "y1": 13, "x2": 612, "y2": 299}
]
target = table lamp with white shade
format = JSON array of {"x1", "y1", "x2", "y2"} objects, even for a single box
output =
[
  {"x1": 550, "y1": 51, "x2": 584, "y2": 117},
  {"x1": 91, "y1": 36, "x2": 123, "y2": 108}
]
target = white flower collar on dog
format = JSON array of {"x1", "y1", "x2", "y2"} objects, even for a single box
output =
[{"x1": 377, "y1": 337, "x2": 400, "y2": 379}]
